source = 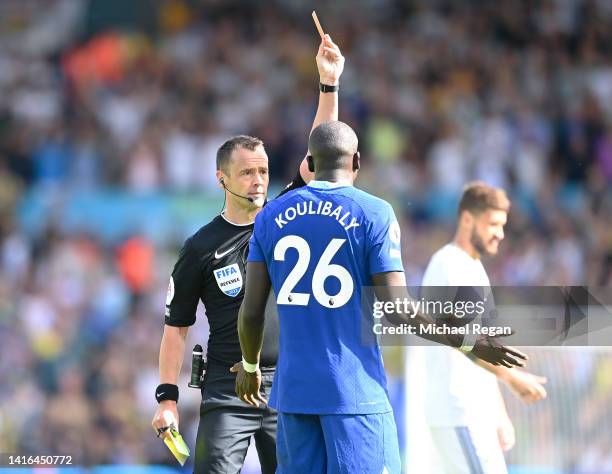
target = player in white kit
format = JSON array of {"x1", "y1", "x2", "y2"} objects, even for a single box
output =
[{"x1": 420, "y1": 182, "x2": 547, "y2": 474}]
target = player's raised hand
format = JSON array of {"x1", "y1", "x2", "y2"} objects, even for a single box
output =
[
  {"x1": 472, "y1": 335, "x2": 528, "y2": 368},
  {"x1": 503, "y1": 369, "x2": 548, "y2": 403},
  {"x1": 316, "y1": 34, "x2": 344, "y2": 86},
  {"x1": 231, "y1": 361, "x2": 267, "y2": 408}
]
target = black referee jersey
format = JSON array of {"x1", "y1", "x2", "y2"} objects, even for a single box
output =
[{"x1": 164, "y1": 172, "x2": 306, "y2": 367}]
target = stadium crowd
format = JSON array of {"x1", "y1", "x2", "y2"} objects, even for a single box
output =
[{"x1": 0, "y1": 0, "x2": 610, "y2": 470}]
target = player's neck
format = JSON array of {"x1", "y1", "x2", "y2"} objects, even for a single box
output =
[
  {"x1": 223, "y1": 199, "x2": 260, "y2": 225},
  {"x1": 313, "y1": 170, "x2": 354, "y2": 184},
  {"x1": 452, "y1": 233, "x2": 480, "y2": 260}
]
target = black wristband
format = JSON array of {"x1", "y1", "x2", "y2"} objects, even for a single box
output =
[
  {"x1": 155, "y1": 383, "x2": 179, "y2": 403},
  {"x1": 319, "y1": 83, "x2": 339, "y2": 93}
]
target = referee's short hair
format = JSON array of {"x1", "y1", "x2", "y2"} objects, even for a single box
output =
[
  {"x1": 216, "y1": 135, "x2": 264, "y2": 174},
  {"x1": 458, "y1": 181, "x2": 510, "y2": 216}
]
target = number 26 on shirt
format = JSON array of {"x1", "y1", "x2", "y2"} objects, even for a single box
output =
[{"x1": 274, "y1": 235, "x2": 353, "y2": 309}]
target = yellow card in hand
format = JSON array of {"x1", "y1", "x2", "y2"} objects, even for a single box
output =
[{"x1": 163, "y1": 427, "x2": 190, "y2": 466}]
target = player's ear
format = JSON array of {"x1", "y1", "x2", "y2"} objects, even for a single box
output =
[
  {"x1": 352, "y1": 152, "x2": 360, "y2": 171},
  {"x1": 216, "y1": 170, "x2": 225, "y2": 189},
  {"x1": 460, "y1": 210, "x2": 473, "y2": 227},
  {"x1": 306, "y1": 155, "x2": 315, "y2": 173}
]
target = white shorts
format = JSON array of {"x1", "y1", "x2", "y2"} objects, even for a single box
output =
[{"x1": 429, "y1": 425, "x2": 508, "y2": 474}]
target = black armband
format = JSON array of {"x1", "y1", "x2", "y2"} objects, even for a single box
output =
[{"x1": 155, "y1": 383, "x2": 179, "y2": 403}]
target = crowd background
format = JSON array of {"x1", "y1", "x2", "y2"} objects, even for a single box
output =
[{"x1": 0, "y1": 0, "x2": 610, "y2": 472}]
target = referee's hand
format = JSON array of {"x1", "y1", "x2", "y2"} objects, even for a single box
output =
[
  {"x1": 152, "y1": 402, "x2": 179, "y2": 438},
  {"x1": 316, "y1": 34, "x2": 344, "y2": 86},
  {"x1": 231, "y1": 362, "x2": 267, "y2": 408}
]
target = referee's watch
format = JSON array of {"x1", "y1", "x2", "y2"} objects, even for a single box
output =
[{"x1": 319, "y1": 83, "x2": 339, "y2": 93}]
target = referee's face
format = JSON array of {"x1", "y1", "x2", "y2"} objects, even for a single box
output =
[{"x1": 227, "y1": 145, "x2": 269, "y2": 208}]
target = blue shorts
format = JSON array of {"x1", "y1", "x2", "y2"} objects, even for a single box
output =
[{"x1": 276, "y1": 411, "x2": 401, "y2": 474}]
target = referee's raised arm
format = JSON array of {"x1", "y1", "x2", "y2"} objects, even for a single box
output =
[{"x1": 298, "y1": 34, "x2": 345, "y2": 184}]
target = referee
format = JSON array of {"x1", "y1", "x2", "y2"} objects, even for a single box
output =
[{"x1": 151, "y1": 34, "x2": 344, "y2": 474}]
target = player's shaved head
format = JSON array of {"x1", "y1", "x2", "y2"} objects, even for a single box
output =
[{"x1": 308, "y1": 121, "x2": 359, "y2": 172}]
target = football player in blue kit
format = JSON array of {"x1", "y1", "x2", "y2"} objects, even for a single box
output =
[{"x1": 235, "y1": 121, "x2": 527, "y2": 473}]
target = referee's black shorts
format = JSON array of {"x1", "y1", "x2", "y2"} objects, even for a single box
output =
[{"x1": 193, "y1": 362, "x2": 277, "y2": 474}]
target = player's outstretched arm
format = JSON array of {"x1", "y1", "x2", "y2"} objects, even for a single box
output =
[
  {"x1": 474, "y1": 360, "x2": 547, "y2": 403},
  {"x1": 234, "y1": 261, "x2": 272, "y2": 407},
  {"x1": 371, "y1": 271, "x2": 528, "y2": 368},
  {"x1": 372, "y1": 270, "x2": 460, "y2": 348},
  {"x1": 298, "y1": 34, "x2": 345, "y2": 183}
]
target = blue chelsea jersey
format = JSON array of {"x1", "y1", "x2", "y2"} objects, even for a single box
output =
[{"x1": 248, "y1": 181, "x2": 404, "y2": 414}]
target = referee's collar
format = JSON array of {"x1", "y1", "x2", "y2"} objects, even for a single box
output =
[
  {"x1": 307, "y1": 179, "x2": 353, "y2": 189},
  {"x1": 220, "y1": 212, "x2": 254, "y2": 226}
]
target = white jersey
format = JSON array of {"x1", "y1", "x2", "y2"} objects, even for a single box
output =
[{"x1": 421, "y1": 243, "x2": 499, "y2": 427}]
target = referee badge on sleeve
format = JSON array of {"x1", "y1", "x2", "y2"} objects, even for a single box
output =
[{"x1": 213, "y1": 264, "x2": 243, "y2": 297}]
